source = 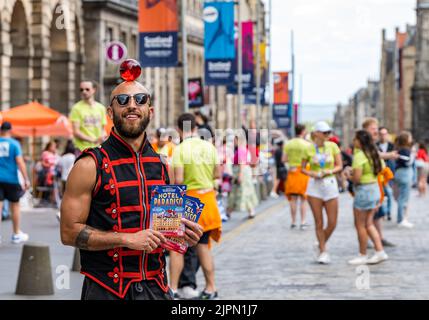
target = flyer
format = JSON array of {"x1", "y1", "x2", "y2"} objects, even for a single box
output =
[
  {"x1": 183, "y1": 195, "x2": 205, "y2": 223},
  {"x1": 149, "y1": 185, "x2": 186, "y2": 237}
]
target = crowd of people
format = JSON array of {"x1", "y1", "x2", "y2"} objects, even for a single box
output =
[
  {"x1": 2, "y1": 75, "x2": 428, "y2": 301},
  {"x1": 272, "y1": 117, "x2": 429, "y2": 266}
]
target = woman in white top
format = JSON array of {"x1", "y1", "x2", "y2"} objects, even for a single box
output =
[{"x1": 59, "y1": 140, "x2": 76, "y2": 196}]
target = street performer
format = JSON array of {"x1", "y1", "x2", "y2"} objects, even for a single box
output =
[{"x1": 60, "y1": 60, "x2": 203, "y2": 300}]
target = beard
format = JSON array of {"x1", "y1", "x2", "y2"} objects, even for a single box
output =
[{"x1": 112, "y1": 109, "x2": 150, "y2": 139}]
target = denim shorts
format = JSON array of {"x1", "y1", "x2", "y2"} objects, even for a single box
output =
[{"x1": 353, "y1": 183, "x2": 381, "y2": 211}]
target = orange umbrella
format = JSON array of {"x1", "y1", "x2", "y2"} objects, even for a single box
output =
[
  {"x1": 0, "y1": 102, "x2": 71, "y2": 162},
  {"x1": 0, "y1": 101, "x2": 64, "y2": 126},
  {"x1": 11, "y1": 116, "x2": 73, "y2": 138}
]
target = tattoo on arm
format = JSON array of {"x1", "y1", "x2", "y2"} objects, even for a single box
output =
[{"x1": 75, "y1": 226, "x2": 95, "y2": 250}]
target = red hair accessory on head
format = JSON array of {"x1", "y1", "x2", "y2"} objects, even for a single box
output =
[{"x1": 120, "y1": 59, "x2": 142, "y2": 82}]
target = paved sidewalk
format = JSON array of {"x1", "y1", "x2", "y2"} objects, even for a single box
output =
[{"x1": 205, "y1": 191, "x2": 429, "y2": 299}]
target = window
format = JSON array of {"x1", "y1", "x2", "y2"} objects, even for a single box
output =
[{"x1": 106, "y1": 27, "x2": 113, "y2": 43}]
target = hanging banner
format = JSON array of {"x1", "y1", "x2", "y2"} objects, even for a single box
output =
[
  {"x1": 139, "y1": 0, "x2": 178, "y2": 67},
  {"x1": 204, "y1": 0, "x2": 236, "y2": 85},
  {"x1": 188, "y1": 78, "x2": 204, "y2": 108},
  {"x1": 273, "y1": 103, "x2": 292, "y2": 132},
  {"x1": 273, "y1": 117, "x2": 291, "y2": 129},
  {"x1": 273, "y1": 72, "x2": 289, "y2": 105},
  {"x1": 273, "y1": 104, "x2": 292, "y2": 117},
  {"x1": 244, "y1": 86, "x2": 265, "y2": 105},
  {"x1": 227, "y1": 21, "x2": 254, "y2": 94}
]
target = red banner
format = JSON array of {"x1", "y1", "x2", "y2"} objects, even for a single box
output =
[{"x1": 273, "y1": 72, "x2": 289, "y2": 105}]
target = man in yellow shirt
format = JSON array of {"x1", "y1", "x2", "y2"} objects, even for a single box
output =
[
  {"x1": 170, "y1": 113, "x2": 221, "y2": 300},
  {"x1": 69, "y1": 81, "x2": 107, "y2": 152},
  {"x1": 283, "y1": 124, "x2": 311, "y2": 230}
]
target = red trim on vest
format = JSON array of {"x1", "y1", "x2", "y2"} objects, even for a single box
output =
[
  {"x1": 116, "y1": 181, "x2": 139, "y2": 188},
  {"x1": 81, "y1": 150, "x2": 101, "y2": 197},
  {"x1": 119, "y1": 249, "x2": 123, "y2": 293},
  {"x1": 114, "y1": 227, "x2": 141, "y2": 233},
  {"x1": 93, "y1": 175, "x2": 102, "y2": 197},
  {"x1": 105, "y1": 203, "x2": 119, "y2": 219},
  {"x1": 102, "y1": 158, "x2": 111, "y2": 174},
  {"x1": 81, "y1": 272, "x2": 127, "y2": 299},
  {"x1": 146, "y1": 180, "x2": 166, "y2": 186},
  {"x1": 120, "y1": 206, "x2": 142, "y2": 213},
  {"x1": 140, "y1": 166, "x2": 151, "y2": 277},
  {"x1": 104, "y1": 178, "x2": 116, "y2": 196},
  {"x1": 140, "y1": 157, "x2": 161, "y2": 163},
  {"x1": 110, "y1": 158, "x2": 135, "y2": 166},
  {"x1": 108, "y1": 248, "x2": 120, "y2": 262},
  {"x1": 152, "y1": 274, "x2": 169, "y2": 293},
  {"x1": 121, "y1": 272, "x2": 141, "y2": 278},
  {"x1": 130, "y1": 151, "x2": 146, "y2": 279},
  {"x1": 121, "y1": 250, "x2": 143, "y2": 256},
  {"x1": 99, "y1": 148, "x2": 126, "y2": 292}
]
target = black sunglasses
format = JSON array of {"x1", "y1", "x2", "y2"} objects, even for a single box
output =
[
  {"x1": 80, "y1": 88, "x2": 91, "y2": 92},
  {"x1": 111, "y1": 93, "x2": 150, "y2": 107}
]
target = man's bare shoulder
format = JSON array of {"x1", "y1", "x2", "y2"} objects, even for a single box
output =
[{"x1": 67, "y1": 155, "x2": 97, "y2": 192}]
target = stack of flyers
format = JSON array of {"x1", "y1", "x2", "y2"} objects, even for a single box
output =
[
  {"x1": 149, "y1": 185, "x2": 205, "y2": 254},
  {"x1": 164, "y1": 195, "x2": 205, "y2": 254},
  {"x1": 183, "y1": 195, "x2": 205, "y2": 224},
  {"x1": 150, "y1": 185, "x2": 186, "y2": 238}
]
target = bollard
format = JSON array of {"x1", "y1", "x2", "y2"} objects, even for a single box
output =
[
  {"x1": 15, "y1": 242, "x2": 54, "y2": 295},
  {"x1": 72, "y1": 248, "x2": 81, "y2": 272}
]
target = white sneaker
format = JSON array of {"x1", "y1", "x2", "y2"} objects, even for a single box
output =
[
  {"x1": 348, "y1": 254, "x2": 368, "y2": 265},
  {"x1": 313, "y1": 241, "x2": 320, "y2": 259},
  {"x1": 11, "y1": 231, "x2": 29, "y2": 244},
  {"x1": 398, "y1": 220, "x2": 414, "y2": 229},
  {"x1": 317, "y1": 252, "x2": 331, "y2": 264},
  {"x1": 177, "y1": 286, "x2": 200, "y2": 299},
  {"x1": 270, "y1": 191, "x2": 279, "y2": 199},
  {"x1": 366, "y1": 251, "x2": 388, "y2": 265}
]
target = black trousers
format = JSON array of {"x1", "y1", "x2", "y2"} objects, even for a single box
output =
[
  {"x1": 178, "y1": 245, "x2": 200, "y2": 290},
  {"x1": 81, "y1": 277, "x2": 173, "y2": 300}
]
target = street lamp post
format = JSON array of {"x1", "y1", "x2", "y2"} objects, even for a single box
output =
[
  {"x1": 268, "y1": 0, "x2": 273, "y2": 133},
  {"x1": 237, "y1": 0, "x2": 243, "y2": 128},
  {"x1": 290, "y1": 30, "x2": 295, "y2": 137},
  {"x1": 255, "y1": 0, "x2": 261, "y2": 131},
  {"x1": 182, "y1": 0, "x2": 189, "y2": 113}
]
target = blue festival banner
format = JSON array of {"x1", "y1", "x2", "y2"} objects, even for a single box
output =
[
  {"x1": 273, "y1": 103, "x2": 292, "y2": 133},
  {"x1": 204, "y1": 0, "x2": 235, "y2": 85},
  {"x1": 273, "y1": 104, "x2": 292, "y2": 117},
  {"x1": 139, "y1": 0, "x2": 179, "y2": 67},
  {"x1": 244, "y1": 86, "x2": 266, "y2": 105}
]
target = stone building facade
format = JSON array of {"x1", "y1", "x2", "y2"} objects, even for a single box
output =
[
  {"x1": 1, "y1": 0, "x2": 268, "y2": 133},
  {"x1": 333, "y1": 80, "x2": 380, "y2": 147},
  {"x1": 412, "y1": 0, "x2": 429, "y2": 142},
  {"x1": 335, "y1": 23, "x2": 416, "y2": 145},
  {"x1": 0, "y1": 0, "x2": 85, "y2": 114}
]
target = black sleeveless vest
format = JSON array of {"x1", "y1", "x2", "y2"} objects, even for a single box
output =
[{"x1": 77, "y1": 130, "x2": 169, "y2": 299}]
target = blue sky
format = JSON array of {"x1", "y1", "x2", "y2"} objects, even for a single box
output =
[{"x1": 265, "y1": 0, "x2": 416, "y2": 121}]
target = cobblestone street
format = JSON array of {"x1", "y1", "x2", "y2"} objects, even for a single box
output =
[
  {"x1": 208, "y1": 191, "x2": 429, "y2": 299},
  {"x1": 1, "y1": 191, "x2": 428, "y2": 299}
]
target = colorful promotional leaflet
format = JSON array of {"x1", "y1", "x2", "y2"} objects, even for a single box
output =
[
  {"x1": 150, "y1": 186, "x2": 205, "y2": 254},
  {"x1": 163, "y1": 195, "x2": 205, "y2": 254},
  {"x1": 150, "y1": 185, "x2": 186, "y2": 237},
  {"x1": 183, "y1": 195, "x2": 205, "y2": 224}
]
